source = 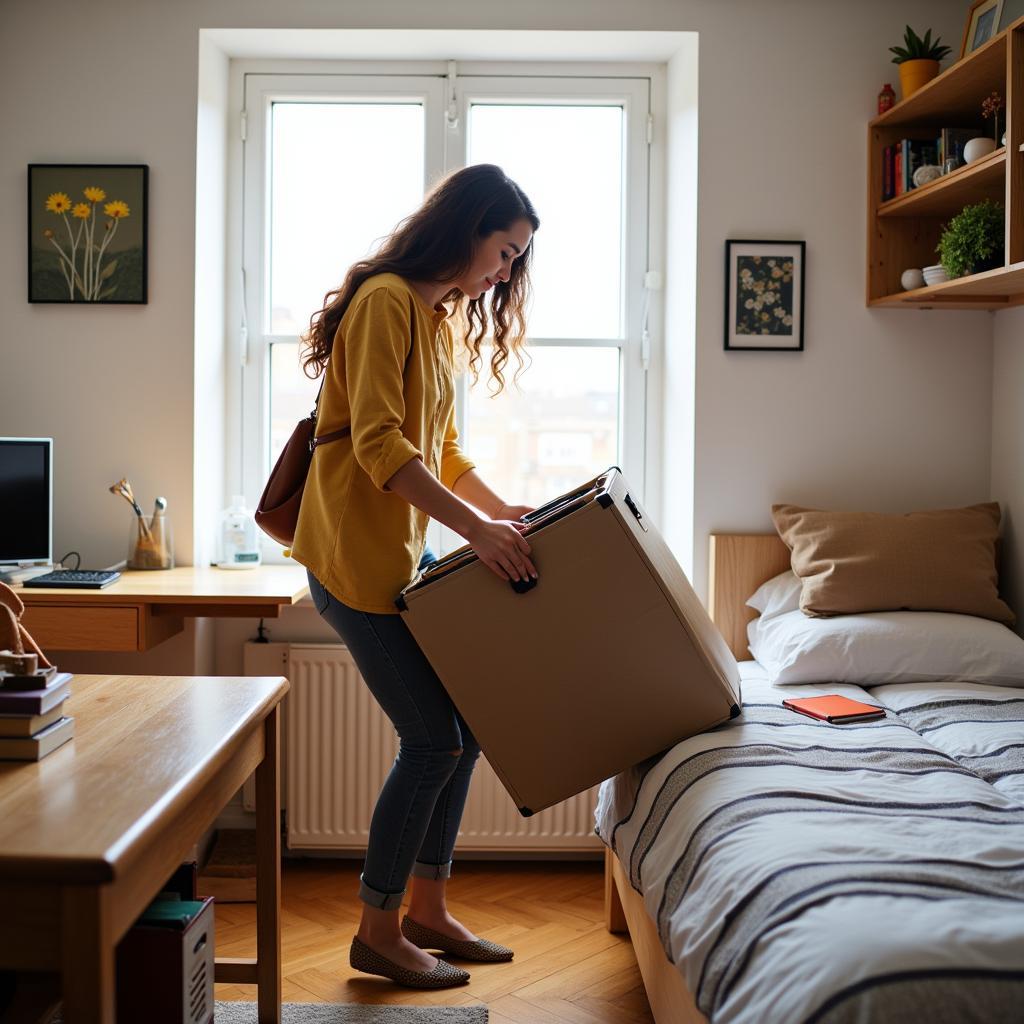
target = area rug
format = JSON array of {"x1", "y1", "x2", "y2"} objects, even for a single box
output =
[
  {"x1": 52, "y1": 1003, "x2": 486, "y2": 1023},
  {"x1": 214, "y1": 1005, "x2": 487, "y2": 1023}
]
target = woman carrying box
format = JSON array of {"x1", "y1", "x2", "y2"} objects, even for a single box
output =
[{"x1": 293, "y1": 164, "x2": 539, "y2": 989}]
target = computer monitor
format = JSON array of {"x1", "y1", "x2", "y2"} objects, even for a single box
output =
[{"x1": 0, "y1": 437, "x2": 53, "y2": 567}]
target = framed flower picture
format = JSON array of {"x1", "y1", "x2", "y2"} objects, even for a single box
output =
[
  {"x1": 28, "y1": 164, "x2": 148, "y2": 303},
  {"x1": 724, "y1": 239, "x2": 805, "y2": 351}
]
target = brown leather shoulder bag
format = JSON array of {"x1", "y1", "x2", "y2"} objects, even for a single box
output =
[{"x1": 255, "y1": 376, "x2": 349, "y2": 548}]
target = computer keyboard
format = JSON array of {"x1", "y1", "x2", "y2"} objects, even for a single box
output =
[{"x1": 23, "y1": 569, "x2": 121, "y2": 589}]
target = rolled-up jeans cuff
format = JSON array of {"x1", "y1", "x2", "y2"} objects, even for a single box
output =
[
  {"x1": 358, "y1": 874, "x2": 405, "y2": 910},
  {"x1": 411, "y1": 859, "x2": 453, "y2": 881}
]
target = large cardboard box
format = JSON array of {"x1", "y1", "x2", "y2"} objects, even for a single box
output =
[{"x1": 397, "y1": 468, "x2": 741, "y2": 815}]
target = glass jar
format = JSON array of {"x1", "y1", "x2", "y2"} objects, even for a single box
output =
[
  {"x1": 217, "y1": 495, "x2": 262, "y2": 569},
  {"x1": 128, "y1": 514, "x2": 174, "y2": 570}
]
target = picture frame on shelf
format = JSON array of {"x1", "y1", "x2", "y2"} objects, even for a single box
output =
[
  {"x1": 959, "y1": 0, "x2": 1004, "y2": 59},
  {"x1": 997, "y1": 0, "x2": 1024, "y2": 30},
  {"x1": 27, "y1": 163, "x2": 148, "y2": 304},
  {"x1": 723, "y1": 240, "x2": 805, "y2": 352}
]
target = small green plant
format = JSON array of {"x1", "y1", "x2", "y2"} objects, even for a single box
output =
[
  {"x1": 937, "y1": 200, "x2": 1005, "y2": 278},
  {"x1": 889, "y1": 26, "x2": 952, "y2": 63}
]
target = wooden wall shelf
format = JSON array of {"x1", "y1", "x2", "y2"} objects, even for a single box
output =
[
  {"x1": 877, "y1": 148, "x2": 1004, "y2": 219},
  {"x1": 868, "y1": 260, "x2": 1024, "y2": 310},
  {"x1": 867, "y1": 16, "x2": 1024, "y2": 309}
]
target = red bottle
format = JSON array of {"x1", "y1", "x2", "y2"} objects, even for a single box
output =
[{"x1": 878, "y1": 83, "x2": 896, "y2": 115}]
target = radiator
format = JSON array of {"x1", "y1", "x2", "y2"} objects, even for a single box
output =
[{"x1": 243, "y1": 641, "x2": 601, "y2": 853}]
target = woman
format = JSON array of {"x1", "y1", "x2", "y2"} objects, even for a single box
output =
[{"x1": 292, "y1": 164, "x2": 540, "y2": 989}]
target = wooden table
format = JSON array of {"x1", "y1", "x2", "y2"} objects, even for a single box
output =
[
  {"x1": 0, "y1": 673, "x2": 288, "y2": 1023},
  {"x1": 18, "y1": 564, "x2": 310, "y2": 652}
]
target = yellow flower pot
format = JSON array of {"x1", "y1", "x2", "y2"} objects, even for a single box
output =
[{"x1": 898, "y1": 59, "x2": 939, "y2": 100}]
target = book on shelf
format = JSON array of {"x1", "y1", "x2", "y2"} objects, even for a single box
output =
[
  {"x1": 939, "y1": 127, "x2": 983, "y2": 168},
  {"x1": 0, "y1": 673, "x2": 72, "y2": 716},
  {"x1": 0, "y1": 715, "x2": 74, "y2": 761},
  {"x1": 901, "y1": 138, "x2": 939, "y2": 193},
  {"x1": 0, "y1": 702, "x2": 66, "y2": 738},
  {"x1": 882, "y1": 144, "x2": 894, "y2": 201}
]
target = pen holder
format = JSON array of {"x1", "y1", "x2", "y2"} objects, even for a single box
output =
[{"x1": 128, "y1": 515, "x2": 174, "y2": 570}]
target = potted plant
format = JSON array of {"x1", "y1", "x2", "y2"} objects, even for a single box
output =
[
  {"x1": 889, "y1": 26, "x2": 952, "y2": 100},
  {"x1": 936, "y1": 199, "x2": 1005, "y2": 278}
]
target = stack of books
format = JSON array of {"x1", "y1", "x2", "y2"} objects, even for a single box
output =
[{"x1": 0, "y1": 652, "x2": 74, "y2": 761}]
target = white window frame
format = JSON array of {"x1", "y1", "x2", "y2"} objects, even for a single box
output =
[
  {"x1": 238, "y1": 63, "x2": 656, "y2": 562},
  {"x1": 240, "y1": 73, "x2": 446, "y2": 543}
]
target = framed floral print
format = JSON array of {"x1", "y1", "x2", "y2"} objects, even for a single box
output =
[
  {"x1": 724, "y1": 239, "x2": 805, "y2": 351},
  {"x1": 28, "y1": 164, "x2": 148, "y2": 303}
]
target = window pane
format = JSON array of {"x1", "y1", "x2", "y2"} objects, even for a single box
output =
[
  {"x1": 464, "y1": 347, "x2": 619, "y2": 508},
  {"x1": 269, "y1": 103, "x2": 424, "y2": 335},
  {"x1": 468, "y1": 104, "x2": 623, "y2": 339},
  {"x1": 269, "y1": 342, "x2": 318, "y2": 468}
]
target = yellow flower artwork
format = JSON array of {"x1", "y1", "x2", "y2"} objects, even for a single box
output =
[
  {"x1": 30, "y1": 165, "x2": 147, "y2": 303},
  {"x1": 45, "y1": 193, "x2": 72, "y2": 214}
]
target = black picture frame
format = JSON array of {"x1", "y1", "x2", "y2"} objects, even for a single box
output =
[
  {"x1": 724, "y1": 239, "x2": 805, "y2": 352},
  {"x1": 28, "y1": 163, "x2": 148, "y2": 304}
]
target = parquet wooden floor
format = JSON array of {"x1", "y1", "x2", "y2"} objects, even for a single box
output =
[{"x1": 215, "y1": 859, "x2": 654, "y2": 1023}]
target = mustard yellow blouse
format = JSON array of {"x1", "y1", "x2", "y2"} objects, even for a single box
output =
[{"x1": 292, "y1": 273, "x2": 475, "y2": 613}]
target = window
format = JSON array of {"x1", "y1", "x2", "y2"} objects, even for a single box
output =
[{"x1": 241, "y1": 67, "x2": 652, "y2": 558}]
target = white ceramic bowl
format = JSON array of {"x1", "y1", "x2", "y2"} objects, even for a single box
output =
[{"x1": 923, "y1": 271, "x2": 949, "y2": 286}]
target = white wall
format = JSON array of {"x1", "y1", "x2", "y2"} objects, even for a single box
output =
[
  {"x1": 991, "y1": 307, "x2": 1024, "y2": 631},
  {"x1": 3, "y1": 0, "x2": 997, "y2": 674}
]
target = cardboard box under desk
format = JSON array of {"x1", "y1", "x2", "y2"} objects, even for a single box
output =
[{"x1": 397, "y1": 468, "x2": 741, "y2": 815}]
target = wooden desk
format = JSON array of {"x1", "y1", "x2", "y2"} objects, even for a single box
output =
[
  {"x1": 0, "y1": 673, "x2": 288, "y2": 1023},
  {"x1": 18, "y1": 565, "x2": 310, "y2": 652}
]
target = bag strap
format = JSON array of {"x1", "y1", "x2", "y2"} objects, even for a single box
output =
[
  {"x1": 309, "y1": 369, "x2": 351, "y2": 452},
  {"x1": 310, "y1": 425, "x2": 350, "y2": 452}
]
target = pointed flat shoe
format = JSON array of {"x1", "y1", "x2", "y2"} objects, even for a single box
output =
[
  {"x1": 401, "y1": 915, "x2": 515, "y2": 962},
  {"x1": 349, "y1": 935, "x2": 471, "y2": 988}
]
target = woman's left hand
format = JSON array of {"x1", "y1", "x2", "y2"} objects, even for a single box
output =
[{"x1": 493, "y1": 502, "x2": 534, "y2": 523}]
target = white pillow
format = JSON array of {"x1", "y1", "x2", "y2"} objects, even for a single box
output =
[
  {"x1": 748, "y1": 607, "x2": 1024, "y2": 687},
  {"x1": 746, "y1": 570, "x2": 802, "y2": 621}
]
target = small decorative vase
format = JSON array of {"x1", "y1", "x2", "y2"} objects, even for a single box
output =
[
  {"x1": 898, "y1": 59, "x2": 939, "y2": 100},
  {"x1": 964, "y1": 137, "x2": 997, "y2": 163},
  {"x1": 901, "y1": 268, "x2": 925, "y2": 290}
]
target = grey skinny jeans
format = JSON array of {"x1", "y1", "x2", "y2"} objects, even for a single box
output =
[{"x1": 306, "y1": 555, "x2": 482, "y2": 910}]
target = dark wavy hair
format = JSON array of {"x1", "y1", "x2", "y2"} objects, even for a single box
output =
[{"x1": 301, "y1": 164, "x2": 539, "y2": 394}]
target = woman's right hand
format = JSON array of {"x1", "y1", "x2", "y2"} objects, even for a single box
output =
[{"x1": 465, "y1": 518, "x2": 538, "y2": 583}]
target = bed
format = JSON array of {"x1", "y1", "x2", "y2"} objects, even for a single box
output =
[{"x1": 600, "y1": 533, "x2": 1024, "y2": 1023}]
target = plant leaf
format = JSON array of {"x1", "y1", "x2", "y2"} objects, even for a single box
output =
[
  {"x1": 99, "y1": 258, "x2": 118, "y2": 280},
  {"x1": 99, "y1": 285, "x2": 118, "y2": 300}
]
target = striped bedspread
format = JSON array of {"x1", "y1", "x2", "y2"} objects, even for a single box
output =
[
  {"x1": 871, "y1": 681, "x2": 1024, "y2": 804},
  {"x1": 595, "y1": 662, "x2": 1024, "y2": 1024}
]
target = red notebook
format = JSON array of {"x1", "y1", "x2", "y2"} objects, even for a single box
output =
[{"x1": 782, "y1": 694, "x2": 885, "y2": 723}]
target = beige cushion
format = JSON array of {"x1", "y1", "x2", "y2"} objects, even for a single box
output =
[{"x1": 771, "y1": 502, "x2": 1014, "y2": 625}]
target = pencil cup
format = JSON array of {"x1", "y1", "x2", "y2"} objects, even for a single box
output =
[{"x1": 128, "y1": 515, "x2": 174, "y2": 570}]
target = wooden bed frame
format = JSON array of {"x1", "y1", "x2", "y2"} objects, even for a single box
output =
[{"x1": 604, "y1": 533, "x2": 790, "y2": 1023}]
